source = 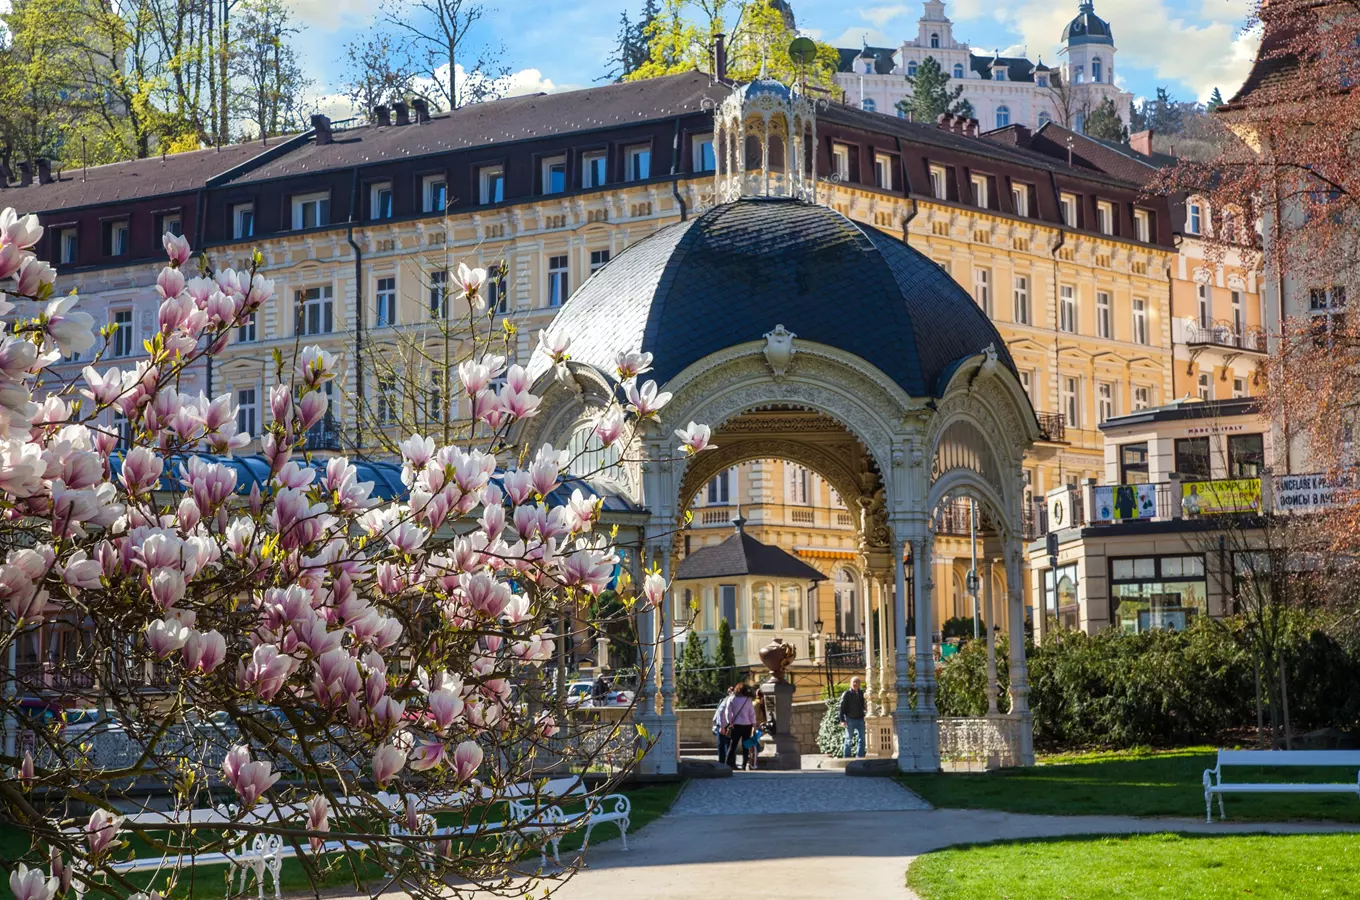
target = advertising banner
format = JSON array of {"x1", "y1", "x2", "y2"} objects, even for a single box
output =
[
  {"x1": 1181, "y1": 479, "x2": 1261, "y2": 516},
  {"x1": 1092, "y1": 484, "x2": 1157, "y2": 522},
  {"x1": 1274, "y1": 473, "x2": 1351, "y2": 514}
]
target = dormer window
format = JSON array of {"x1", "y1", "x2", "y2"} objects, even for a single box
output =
[
  {"x1": 929, "y1": 164, "x2": 948, "y2": 200},
  {"x1": 423, "y1": 174, "x2": 448, "y2": 213},
  {"x1": 582, "y1": 151, "x2": 607, "y2": 189},
  {"x1": 477, "y1": 165, "x2": 504, "y2": 205},
  {"x1": 930, "y1": 32, "x2": 940, "y2": 49},
  {"x1": 832, "y1": 144, "x2": 851, "y2": 181},
  {"x1": 370, "y1": 182, "x2": 393, "y2": 220},
  {"x1": 994, "y1": 67, "x2": 1006, "y2": 81},
  {"x1": 1096, "y1": 200, "x2": 1114, "y2": 235},
  {"x1": 863, "y1": 60, "x2": 873, "y2": 74},
  {"x1": 233, "y1": 203, "x2": 255, "y2": 239},
  {"x1": 1188, "y1": 203, "x2": 1203, "y2": 234},
  {"x1": 1060, "y1": 192, "x2": 1078, "y2": 227},
  {"x1": 542, "y1": 156, "x2": 566, "y2": 194},
  {"x1": 291, "y1": 192, "x2": 329, "y2": 230},
  {"x1": 970, "y1": 173, "x2": 989, "y2": 209},
  {"x1": 1037, "y1": 73, "x2": 1048, "y2": 87},
  {"x1": 56, "y1": 227, "x2": 78, "y2": 264},
  {"x1": 625, "y1": 144, "x2": 651, "y2": 181},
  {"x1": 103, "y1": 219, "x2": 130, "y2": 257},
  {"x1": 1011, "y1": 183, "x2": 1030, "y2": 218},
  {"x1": 1134, "y1": 209, "x2": 1151, "y2": 242},
  {"x1": 692, "y1": 135, "x2": 716, "y2": 173}
]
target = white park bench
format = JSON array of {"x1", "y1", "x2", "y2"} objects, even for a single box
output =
[{"x1": 1203, "y1": 749, "x2": 1360, "y2": 822}]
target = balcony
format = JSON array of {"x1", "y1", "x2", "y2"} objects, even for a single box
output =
[
  {"x1": 1035, "y1": 412, "x2": 1066, "y2": 443},
  {"x1": 696, "y1": 506, "x2": 733, "y2": 527},
  {"x1": 1182, "y1": 320, "x2": 1267, "y2": 353},
  {"x1": 303, "y1": 417, "x2": 343, "y2": 451}
]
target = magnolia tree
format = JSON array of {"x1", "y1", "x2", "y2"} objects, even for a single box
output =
[{"x1": 0, "y1": 212, "x2": 713, "y2": 899}]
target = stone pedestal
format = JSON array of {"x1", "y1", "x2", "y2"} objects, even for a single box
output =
[{"x1": 759, "y1": 680, "x2": 802, "y2": 769}]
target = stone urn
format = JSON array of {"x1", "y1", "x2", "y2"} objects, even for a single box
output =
[{"x1": 758, "y1": 637, "x2": 797, "y2": 683}]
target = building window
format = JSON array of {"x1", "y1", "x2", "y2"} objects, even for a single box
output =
[
  {"x1": 159, "y1": 214, "x2": 182, "y2": 237},
  {"x1": 1037, "y1": 74, "x2": 1049, "y2": 88},
  {"x1": 56, "y1": 227, "x2": 78, "y2": 264},
  {"x1": 1134, "y1": 209, "x2": 1151, "y2": 242},
  {"x1": 930, "y1": 32, "x2": 940, "y2": 48},
  {"x1": 995, "y1": 105, "x2": 1010, "y2": 128},
  {"x1": 1230, "y1": 290, "x2": 1244, "y2": 334},
  {"x1": 1197, "y1": 283, "x2": 1211, "y2": 328},
  {"x1": 1176, "y1": 436, "x2": 1211, "y2": 478},
  {"x1": 111, "y1": 309, "x2": 134, "y2": 357},
  {"x1": 1096, "y1": 201, "x2": 1114, "y2": 235},
  {"x1": 1062, "y1": 376, "x2": 1080, "y2": 428},
  {"x1": 423, "y1": 175, "x2": 448, "y2": 213},
  {"x1": 1097, "y1": 382, "x2": 1115, "y2": 423},
  {"x1": 428, "y1": 270, "x2": 449, "y2": 317},
  {"x1": 1038, "y1": 109, "x2": 1052, "y2": 125},
  {"x1": 291, "y1": 192, "x2": 329, "y2": 230},
  {"x1": 1120, "y1": 442, "x2": 1149, "y2": 484},
  {"x1": 953, "y1": 63, "x2": 964, "y2": 78},
  {"x1": 1229, "y1": 433, "x2": 1265, "y2": 478},
  {"x1": 781, "y1": 584, "x2": 802, "y2": 630},
  {"x1": 861, "y1": 98, "x2": 877, "y2": 112},
  {"x1": 994, "y1": 67, "x2": 1007, "y2": 82},
  {"x1": 973, "y1": 267, "x2": 991, "y2": 316},
  {"x1": 236, "y1": 388, "x2": 257, "y2": 438},
  {"x1": 1096, "y1": 291, "x2": 1112, "y2": 339},
  {"x1": 233, "y1": 204, "x2": 255, "y2": 239},
  {"x1": 1059, "y1": 285, "x2": 1077, "y2": 333},
  {"x1": 970, "y1": 173, "x2": 989, "y2": 209},
  {"x1": 906, "y1": 61, "x2": 918, "y2": 77},
  {"x1": 238, "y1": 311, "x2": 257, "y2": 343},
  {"x1": 589, "y1": 249, "x2": 611, "y2": 275},
  {"x1": 786, "y1": 464, "x2": 810, "y2": 505},
  {"x1": 1197, "y1": 372, "x2": 1211, "y2": 401},
  {"x1": 1060, "y1": 192, "x2": 1077, "y2": 227},
  {"x1": 376, "y1": 376, "x2": 397, "y2": 426},
  {"x1": 1133, "y1": 386, "x2": 1151, "y2": 410},
  {"x1": 478, "y1": 165, "x2": 505, "y2": 205},
  {"x1": 370, "y1": 182, "x2": 393, "y2": 220},
  {"x1": 929, "y1": 164, "x2": 948, "y2": 200},
  {"x1": 1188, "y1": 203, "x2": 1202, "y2": 234},
  {"x1": 376, "y1": 276, "x2": 397, "y2": 327},
  {"x1": 625, "y1": 144, "x2": 652, "y2": 181},
  {"x1": 103, "y1": 220, "x2": 130, "y2": 257},
  {"x1": 542, "y1": 156, "x2": 566, "y2": 194},
  {"x1": 582, "y1": 151, "x2": 607, "y2": 189},
  {"x1": 1043, "y1": 564, "x2": 1080, "y2": 631},
  {"x1": 753, "y1": 583, "x2": 775, "y2": 629},
  {"x1": 295, "y1": 285, "x2": 334, "y2": 335},
  {"x1": 832, "y1": 144, "x2": 851, "y2": 181},
  {"x1": 1073, "y1": 66, "x2": 1085, "y2": 85},
  {"x1": 1019, "y1": 369, "x2": 1034, "y2": 399},
  {"x1": 874, "y1": 153, "x2": 893, "y2": 190},
  {"x1": 1233, "y1": 377, "x2": 1246, "y2": 399},
  {"x1": 1092, "y1": 57, "x2": 1103, "y2": 83},
  {"x1": 1308, "y1": 286, "x2": 1346, "y2": 346},
  {"x1": 707, "y1": 469, "x2": 730, "y2": 504},
  {"x1": 693, "y1": 135, "x2": 716, "y2": 173},
  {"x1": 112, "y1": 411, "x2": 131, "y2": 450},
  {"x1": 1013, "y1": 275, "x2": 1030, "y2": 325},
  {"x1": 1011, "y1": 183, "x2": 1030, "y2": 217},
  {"x1": 1111, "y1": 555, "x2": 1207, "y2": 633},
  {"x1": 548, "y1": 255, "x2": 568, "y2": 307},
  {"x1": 1132, "y1": 297, "x2": 1148, "y2": 344}
]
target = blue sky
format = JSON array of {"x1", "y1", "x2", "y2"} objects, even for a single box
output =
[{"x1": 291, "y1": 0, "x2": 1261, "y2": 116}]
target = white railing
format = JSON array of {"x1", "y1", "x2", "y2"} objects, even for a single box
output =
[{"x1": 937, "y1": 715, "x2": 1023, "y2": 768}]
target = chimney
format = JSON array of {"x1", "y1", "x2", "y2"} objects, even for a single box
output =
[
  {"x1": 393, "y1": 102, "x2": 410, "y2": 126},
  {"x1": 18, "y1": 161, "x2": 32, "y2": 187},
  {"x1": 372, "y1": 105, "x2": 391, "y2": 127},
  {"x1": 311, "y1": 114, "x2": 333, "y2": 145},
  {"x1": 965, "y1": 117, "x2": 979, "y2": 137},
  {"x1": 936, "y1": 112, "x2": 954, "y2": 131},
  {"x1": 714, "y1": 33, "x2": 727, "y2": 81},
  {"x1": 411, "y1": 98, "x2": 430, "y2": 124},
  {"x1": 1130, "y1": 129, "x2": 1154, "y2": 157},
  {"x1": 36, "y1": 158, "x2": 52, "y2": 184}
]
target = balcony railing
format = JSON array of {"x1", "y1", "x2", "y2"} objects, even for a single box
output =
[
  {"x1": 824, "y1": 633, "x2": 865, "y2": 669},
  {"x1": 303, "y1": 417, "x2": 343, "y2": 451},
  {"x1": 1184, "y1": 321, "x2": 1266, "y2": 353},
  {"x1": 1035, "y1": 412, "x2": 1066, "y2": 443},
  {"x1": 697, "y1": 506, "x2": 733, "y2": 526}
]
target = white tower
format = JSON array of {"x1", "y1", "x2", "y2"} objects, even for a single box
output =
[{"x1": 1060, "y1": 1, "x2": 1116, "y2": 90}]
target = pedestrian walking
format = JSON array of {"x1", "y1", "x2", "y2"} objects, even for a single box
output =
[
  {"x1": 712, "y1": 685, "x2": 735, "y2": 763},
  {"x1": 721, "y1": 684, "x2": 758, "y2": 770},
  {"x1": 839, "y1": 676, "x2": 868, "y2": 759},
  {"x1": 589, "y1": 669, "x2": 611, "y2": 708}
]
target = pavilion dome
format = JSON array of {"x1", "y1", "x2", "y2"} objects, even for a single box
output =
[
  {"x1": 1062, "y1": 1, "x2": 1114, "y2": 46},
  {"x1": 529, "y1": 198, "x2": 1016, "y2": 399}
]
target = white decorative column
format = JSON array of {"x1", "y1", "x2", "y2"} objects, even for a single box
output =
[
  {"x1": 861, "y1": 568, "x2": 877, "y2": 715},
  {"x1": 895, "y1": 528, "x2": 940, "y2": 772},
  {"x1": 1005, "y1": 541, "x2": 1035, "y2": 765},
  {"x1": 982, "y1": 558, "x2": 998, "y2": 716}
]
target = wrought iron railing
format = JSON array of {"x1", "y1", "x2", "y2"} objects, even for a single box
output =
[
  {"x1": 1035, "y1": 411, "x2": 1066, "y2": 442},
  {"x1": 824, "y1": 633, "x2": 865, "y2": 669},
  {"x1": 1185, "y1": 322, "x2": 1266, "y2": 352},
  {"x1": 303, "y1": 417, "x2": 343, "y2": 451}
]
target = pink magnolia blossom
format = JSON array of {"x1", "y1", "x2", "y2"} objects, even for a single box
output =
[
  {"x1": 144, "y1": 618, "x2": 190, "y2": 658},
  {"x1": 44, "y1": 295, "x2": 96, "y2": 358},
  {"x1": 84, "y1": 809, "x2": 121, "y2": 857},
  {"x1": 0, "y1": 242, "x2": 24, "y2": 281},
  {"x1": 451, "y1": 740, "x2": 483, "y2": 782},
  {"x1": 8, "y1": 863, "x2": 57, "y2": 900},
  {"x1": 626, "y1": 379, "x2": 671, "y2": 419},
  {"x1": 675, "y1": 421, "x2": 713, "y2": 454},
  {"x1": 453, "y1": 262, "x2": 488, "y2": 311},
  {"x1": 501, "y1": 469, "x2": 535, "y2": 505},
  {"x1": 614, "y1": 349, "x2": 653, "y2": 382},
  {"x1": 538, "y1": 329, "x2": 571, "y2": 363},
  {"x1": 305, "y1": 795, "x2": 330, "y2": 852},
  {"x1": 372, "y1": 742, "x2": 405, "y2": 787},
  {"x1": 296, "y1": 345, "x2": 340, "y2": 387},
  {"x1": 222, "y1": 744, "x2": 280, "y2": 807},
  {"x1": 499, "y1": 383, "x2": 540, "y2": 419},
  {"x1": 182, "y1": 628, "x2": 226, "y2": 674},
  {"x1": 162, "y1": 232, "x2": 192, "y2": 267},
  {"x1": 527, "y1": 444, "x2": 569, "y2": 496},
  {"x1": 120, "y1": 447, "x2": 164, "y2": 496},
  {"x1": 408, "y1": 741, "x2": 446, "y2": 772},
  {"x1": 241, "y1": 644, "x2": 294, "y2": 700},
  {"x1": 644, "y1": 572, "x2": 668, "y2": 609},
  {"x1": 426, "y1": 687, "x2": 464, "y2": 732},
  {"x1": 0, "y1": 208, "x2": 42, "y2": 249},
  {"x1": 19, "y1": 750, "x2": 34, "y2": 785},
  {"x1": 16, "y1": 258, "x2": 55, "y2": 297}
]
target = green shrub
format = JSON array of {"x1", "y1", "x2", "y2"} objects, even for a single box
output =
[
  {"x1": 936, "y1": 634, "x2": 1010, "y2": 717},
  {"x1": 816, "y1": 697, "x2": 845, "y2": 756}
]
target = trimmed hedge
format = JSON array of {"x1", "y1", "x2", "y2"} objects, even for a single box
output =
[{"x1": 935, "y1": 619, "x2": 1360, "y2": 750}]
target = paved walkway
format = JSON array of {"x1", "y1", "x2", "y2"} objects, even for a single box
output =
[{"x1": 668, "y1": 770, "x2": 931, "y2": 815}]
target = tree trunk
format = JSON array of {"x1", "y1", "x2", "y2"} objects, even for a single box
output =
[
  {"x1": 1279, "y1": 655, "x2": 1293, "y2": 750},
  {"x1": 1253, "y1": 656, "x2": 1265, "y2": 749}
]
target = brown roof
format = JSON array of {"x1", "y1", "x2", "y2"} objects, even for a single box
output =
[
  {"x1": 1018, "y1": 123, "x2": 1175, "y2": 186},
  {"x1": 1221, "y1": 11, "x2": 1301, "y2": 110},
  {"x1": 0, "y1": 140, "x2": 298, "y2": 214},
  {"x1": 232, "y1": 71, "x2": 729, "y2": 184},
  {"x1": 676, "y1": 523, "x2": 827, "y2": 582}
]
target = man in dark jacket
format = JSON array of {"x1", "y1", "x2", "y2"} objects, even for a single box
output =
[{"x1": 839, "y1": 676, "x2": 868, "y2": 758}]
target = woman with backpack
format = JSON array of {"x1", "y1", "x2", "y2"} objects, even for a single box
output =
[{"x1": 720, "y1": 684, "x2": 757, "y2": 770}]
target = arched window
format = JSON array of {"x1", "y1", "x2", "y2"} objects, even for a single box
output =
[
  {"x1": 952, "y1": 63, "x2": 964, "y2": 79},
  {"x1": 753, "y1": 582, "x2": 775, "y2": 629},
  {"x1": 833, "y1": 569, "x2": 858, "y2": 635},
  {"x1": 995, "y1": 105, "x2": 1010, "y2": 128},
  {"x1": 1092, "y1": 57, "x2": 1103, "y2": 83},
  {"x1": 930, "y1": 32, "x2": 940, "y2": 49},
  {"x1": 1073, "y1": 65, "x2": 1085, "y2": 84},
  {"x1": 1038, "y1": 110, "x2": 1052, "y2": 127},
  {"x1": 907, "y1": 60, "x2": 918, "y2": 77},
  {"x1": 861, "y1": 98, "x2": 876, "y2": 112},
  {"x1": 781, "y1": 584, "x2": 803, "y2": 630},
  {"x1": 565, "y1": 423, "x2": 621, "y2": 478}
]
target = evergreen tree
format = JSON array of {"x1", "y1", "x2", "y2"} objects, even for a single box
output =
[
  {"x1": 1083, "y1": 96, "x2": 1128, "y2": 142},
  {"x1": 714, "y1": 617, "x2": 738, "y2": 690},
  {"x1": 1206, "y1": 86, "x2": 1225, "y2": 110},
  {"x1": 676, "y1": 633, "x2": 715, "y2": 708},
  {"x1": 1135, "y1": 86, "x2": 1184, "y2": 134},
  {"x1": 895, "y1": 55, "x2": 973, "y2": 123}
]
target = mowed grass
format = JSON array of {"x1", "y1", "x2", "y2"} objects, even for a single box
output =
[
  {"x1": 898, "y1": 748, "x2": 1360, "y2": 822},
  {"x1": 907, "y1": 832, "x2": 1360, "y2": 900},
  {"x1": 0, "y1": 781, "x2": 683, "y2": 899}
]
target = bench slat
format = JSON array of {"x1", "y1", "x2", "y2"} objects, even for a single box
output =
[
  {"x1": 1216, "y1": 750, "x2": 1360, "y2": 767},
  {"x1": 1210, "y1": 783, "x2": 1359, "y2": 793}
]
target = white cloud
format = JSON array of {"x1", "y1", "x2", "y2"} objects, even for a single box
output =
[
  {"x1": 863, "y1": 4, "x2": 913, "y2": 29},
  {"x1": 824, "y1": 26, "x2": 897, "y2": 49},
  {"x1": 999, "y1": 42, "x2": 1028, "y2": 58},
  {"x1": 282, "y1": 0, "x2": 376, "y2": 32}
]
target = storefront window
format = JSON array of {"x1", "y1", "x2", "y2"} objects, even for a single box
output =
[
  {"x1": 1043, "y1": 564, "x2": 1080, "y2": 631},
  {"x1": 1120, "y1": 442, "x2": 1149, "y2": 484},
  {"x1": 1111, "y1": 555, "x2": 1207, "y2": 633},
  {"x1": 1229, "y1": 433, "x2": 1265, "y2": 478},
  {"x1": 1174, "y1": 438, "x2": 1211, "y2": 479}
]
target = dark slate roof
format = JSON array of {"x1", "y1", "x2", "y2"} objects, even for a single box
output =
[
  {"x1": 837, "y1": 46, "x2": 897, "y2": 75},
  {"x1": 1019, "y1": 123, "x2": 1174, "y2": 186},
  {"x1": 676, "y1": 526, "x2": 827, "y2": 581},
  {"x1": 0, "y1": 140, "x2": 298, "y2": 214},
  {"x1": 1099, "y1": 397, "x2": 1260, "y2": 431},
  {"x1": 528, "y1": 198, "x2": 1016, "y2": 399},
  {"x1": 968, "y1": 54, "x2": 1036, "y2": 83},
  {"x1": 231, "y1": 72, "x2": 728, "y2": 184},
  {"x1": 1062, "y1": 1, "x2": 1114, "y2": 45}
]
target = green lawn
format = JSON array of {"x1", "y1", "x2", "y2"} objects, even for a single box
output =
[
  {"x1": 898, "y1": 748, "x2": 1360, "y2": 822},
  {"x1": 0, "y1": 781, "x2": 682, "y2": 899},
  {"x1": 907, "y1": 832, "x2": 1360, "y2": 899}
]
